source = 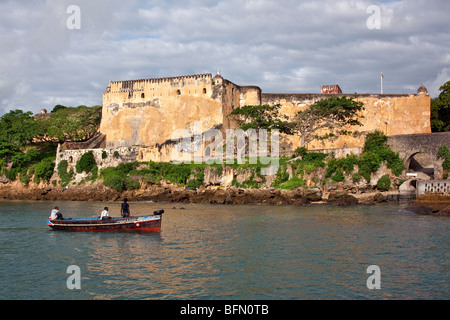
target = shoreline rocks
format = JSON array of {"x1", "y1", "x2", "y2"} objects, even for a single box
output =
[
  {"x1": 1, "y1": 180, "x2": 447, "y2": 215},
  {"x1": 0, "y1": 182, "x2": 385, "y2": 207},
  {"x1": 405, "y1": 194, "x2": 450, "y2": 216},
  {"x1": 405, "y1": 202, "x2": 450, "y2": 216}
]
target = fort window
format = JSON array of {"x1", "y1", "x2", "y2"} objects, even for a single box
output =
[
  {"x1": 141, "y1": 93, "x2": 145, "y2": 99},
  {"x1": 177, "y1": 89, "x2": 181, "y2": 95},
  {"x1": 203, "y1": 88, "x2": 207, "y2": 94}
]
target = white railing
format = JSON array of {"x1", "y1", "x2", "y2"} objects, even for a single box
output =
[{"x1": 417, "y1": 180, "x2": 450, "y2": 196}]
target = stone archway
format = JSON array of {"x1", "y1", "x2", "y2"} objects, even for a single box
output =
[
  {"x1": 388, "y1": 132, "x2": 450, "y2": 180},
  {"x1": 405, "y1": 151, "x2": 435, "y2": 179}
]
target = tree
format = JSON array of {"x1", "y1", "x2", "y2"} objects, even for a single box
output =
[
  {"x1": 228, "y1": 104, "x2": 295, "y2": 134},
  {"x1": 294, "y1": 96, "x2": 365, "y2": 147},
  {"x1": 51, "y1": 105, "x2": 67, "y2": 113},
  {"x1": 0, "y1": 110, "x2": 41, "y2": 157},
  {"x1": 431, "y1": 81, "x2": 450, "y2": 132},
  {"x1": 38, "y1": 105, "x2": 102, "y2": 143},
  {"x1": 228, "y1": 97, "x2": 365, "y2": 149}
]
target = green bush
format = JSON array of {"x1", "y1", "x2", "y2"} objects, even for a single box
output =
[
  {"x1": 187, "y1": 171, "x2": 204, "y2": 190},
  {"x1": 293, "y1": 147, "x2": 308, "y2": 158},
  {"x1": 116, "y1": 161, "x2": 139, "y2": 174},
  {"x1": 325, "y1": 158, "x2": 338, "y2": 178},
  {"x1": 5, "y1": 167, "x2": 19, "y2": 181},
  {"x1": 90, "y1": 164, "x2": 99, "y2": 181},
  {"x1": 386, "y1": 152, "x2": 405, "y2": 176},
  {"x1": 11, "y1": 149, "x2": 38, "y2": 167},
  {"x1": 364, "y1": 130, "x2": 388, "y2": 153},
  {"x1": 376, "y1": 174, "x2": 391, "y2": 191},
  {"x1": 125, "y1": 178, "x2": 140, "y2": 190},
  {"x1": 274, "y1": 167, "x2": 289, "y2": 186},
  {"x1": 358, "y1": 151, "x2": 381, "y2": 182},
  {"x1": 76, "y1": 151, "x2": 97, "y2": 174},
  {"x1": 360, "y1": 130, "x2": 405, "y2": 178},
  {"x1": 19, "y1": 168, "x2": 31, "y2": 186},
  {"x1": 438, "y1": 144, "x2": 450, "y2": 171},
  {"x1": 303, "y1": 152, "x2": 328, "y2": 163},
  {"x1": 325, "y1": 154, "x2": 356, "y2": 178},
  {"x1": 103, "y1": 174, "x2": 126, "y2": 192},
  {"x1": 164, "y1": 164, "x2": 194, "y2": 186},
  {"x1": 100, "y1": 162, "x2": 145, "y2": 191},
  {"x1": 57, "y1": 160, "x2": 69, "y2": 176},
  {"x1": 352, "y1": 172, "x2": 362, "y2": 182},
  {"x1": 277, "y1": 176, "x2": 306, "y2": 190},
  {"x1": 141, "y1": 172, "x2": 162, "y2": 185},
  {"x1": 57, "y1": 160, "x2": 74, "y2": 186},
  {"x1": 337, "y1": 154, "x2": 358, "y2": 173},
  {"x1": 331, "y1": 169, "x2": 345, "y2": 183},
  {"x1": 34, "y1": 159, "x2": 55, "y2": 183}
]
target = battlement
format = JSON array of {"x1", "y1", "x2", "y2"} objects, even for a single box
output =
[
  {"x1": 262, "y1": 93, "x2": 412, "y2": 106},
  {"x1": 105, "y1": 73, "x2": 213, "y2": 94}
]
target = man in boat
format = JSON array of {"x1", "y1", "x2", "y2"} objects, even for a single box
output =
[
  {"x1": 49, "y1": 206, "x2": 64, "y2": 220},
  {"x1": 100, "y1": 207, "x2": 111, "y2": 220},
  {"x1": 121, "y1": 198, "x2": 130, "y2": 218}
]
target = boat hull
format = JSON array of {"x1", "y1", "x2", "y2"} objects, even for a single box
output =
[{"x1": 47, "y1": 215, "x2": 162, "y2": 232}]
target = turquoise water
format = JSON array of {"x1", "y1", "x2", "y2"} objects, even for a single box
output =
[{"x1": 0, "y1": 200, "x2": 448, "y2": 300}]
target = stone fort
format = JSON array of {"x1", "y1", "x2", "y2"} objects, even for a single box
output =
[{"x1": 57, "y1": 70, "x2": 436, "y2": 177}]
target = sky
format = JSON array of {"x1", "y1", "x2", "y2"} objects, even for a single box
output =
[{"x1": 0, "y1": 0, "x2": 449, "y2": 115}]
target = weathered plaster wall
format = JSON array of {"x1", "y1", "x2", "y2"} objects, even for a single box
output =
[
  {"x1": 100, "y1": 73, "x2": 225, "y2": 149},
  {"x1": 263, "y1": 93, "x2": 431, "y2": 151},
  {"x1": 55, "y1": 145, "x2": 140, "y2": 183},
  {"x1": 100, "y1": 73, "x2": 262, "y2": 152}
]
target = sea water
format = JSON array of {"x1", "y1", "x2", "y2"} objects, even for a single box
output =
[{"x1": 0, "y1": 200, "x2": 448, "y2": 300}]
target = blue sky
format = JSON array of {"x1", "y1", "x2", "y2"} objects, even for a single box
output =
[{"x1": 1, "y1": 0, "x2": 449, "y2": 115}]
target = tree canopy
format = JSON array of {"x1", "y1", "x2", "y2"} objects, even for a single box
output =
[
  {"x1": 228, "y1": 104, "x2": 295, "y2": 134},
  {"x1": 0, "y1": 110, "x2": 41, "y2": 157},
  {"x1": 294, "y1": 96, "x2": 364, "y2": 147},
  {"x1": 37, "y1": 105, "x2": 102, "y2": 143},
  {"x1": 431, "y1": 81, "x2": 450, "y2": 132}
]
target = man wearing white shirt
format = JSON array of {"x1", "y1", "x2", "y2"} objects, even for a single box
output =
[
  {"x1": 100, "y1": 207, "x2": 110, "y2": 220},
  {"x1": 49, "y1": 207, "x2": 63, "y2": 220}
]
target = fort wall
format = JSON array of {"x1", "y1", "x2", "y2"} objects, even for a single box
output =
[
  {"x1": 57, "y1": 72, "x2": 432, "y2": 175},
  {"x1": 100, "y1": 73, "x2": 223, "y2": 149},
  {"x1": 263, "y1": 93, "x2": 431, "y2": 151},
  {"x1": 100, "y1": 73, "x2": 262, "y2": 153}
]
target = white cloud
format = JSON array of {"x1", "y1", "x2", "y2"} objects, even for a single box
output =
[
  {"x1": 426, "y1": 67, "x2": 450, "y2": 98},
  {"x1": 0, "y1": 0, "x2": 449, "y2": 115}
]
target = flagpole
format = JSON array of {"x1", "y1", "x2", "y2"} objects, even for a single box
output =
[{"x1": 381, "y1": 72, "x2": 384, "y2": 94}]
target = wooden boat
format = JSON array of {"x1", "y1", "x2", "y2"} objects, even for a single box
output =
[{"x1": 47, "y1": 210, "x2": 164, "y2": 232}]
